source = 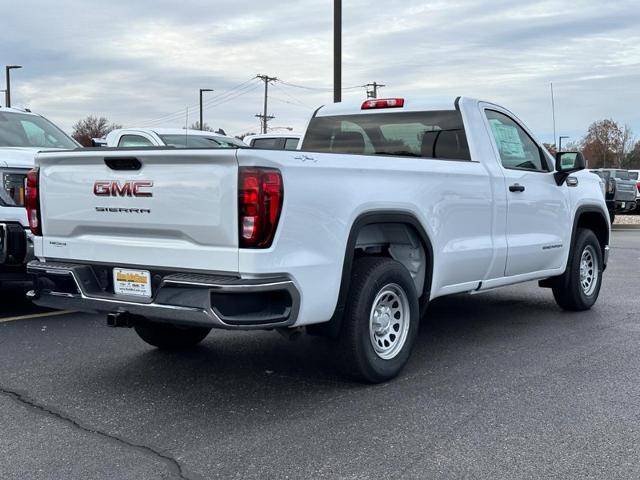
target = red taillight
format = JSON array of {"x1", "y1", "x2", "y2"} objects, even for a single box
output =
[
  {"x1": 238, "y1": 167, "x2": 283, "y2": 248},
  {"x1": 361, "y1": 98, "x2": 405, "y2": 110},
  {"x1": 25, "y1": 168, "x2": 42, "y2": 236}
]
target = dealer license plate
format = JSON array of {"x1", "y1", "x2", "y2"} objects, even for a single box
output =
[{"x1": 113, "y1": 268, "x2": 152, "y2": 298}]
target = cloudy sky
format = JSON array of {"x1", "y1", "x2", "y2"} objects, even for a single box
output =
[{"x1": 2, "y1": 0, "x2": 639, "y2": 144}]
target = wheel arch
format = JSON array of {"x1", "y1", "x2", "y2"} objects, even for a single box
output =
[
  {"x1": 572, "y1": 205, "x2": 610, "y2": 269},
  {"x1": 312, "y1": 211, "x2": 434, "y2": 338}
]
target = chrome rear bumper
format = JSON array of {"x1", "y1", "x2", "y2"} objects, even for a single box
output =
[{"x1": 27, "y1": 260, "x2": 300, "y2": 330}]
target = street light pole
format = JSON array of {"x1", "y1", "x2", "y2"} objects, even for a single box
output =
[
  {"x1": 334, "y1": 0, "x2": 342, "y2": 103},
  {"x1": 5, "y1": 65, "x2": 22, "y2": 108},
  {"x1": 550, "y1": 82, "x2": 557, "y2": 149},
  {"x1": 199, "y1": 88, "x2": 213, "y2": 130},
  {"x1": 558, "y1": 136, "x2": 569, "y2": 152}
]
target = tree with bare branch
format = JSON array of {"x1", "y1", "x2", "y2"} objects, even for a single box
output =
[
  {"x1": 189, "y1": 122, "x2": 214, "y2": 132},
  {"x1": 580, "y1": 119, "x2": 631, "y2": 169},
  {"x1": 72, "y1": 116, "x2": 122, "y2": 147}
]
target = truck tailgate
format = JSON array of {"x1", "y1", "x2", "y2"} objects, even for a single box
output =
[
  {"x1": 615, "y1": 181, "x2": 637, "y2": 202},
  {"x1": 37, "y1": 149, "x2": 239, "y2": 273}
]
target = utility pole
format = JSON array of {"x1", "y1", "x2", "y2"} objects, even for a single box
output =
[
  {"x1": 334, "y1": 0, "x2": 342, "y2": 103},
  {"x1": 5, "y1": 65, "x2": 22, "y2": 108},
  {"x1": 199, "y1": 88, "x2": 213, "y2": 130},
  {"x1": 365, "y1": 82, "x2": 385, "y2": 99},
  {"x1": 256, "y1": 74, "x2": 277, "y2": 134}
]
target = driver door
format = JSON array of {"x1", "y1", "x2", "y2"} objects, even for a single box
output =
[{"x1": 484, "y1": 109, "x2": 571, "y2": 277}]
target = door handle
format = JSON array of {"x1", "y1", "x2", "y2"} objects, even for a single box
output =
[
  {"x1": 104, "y1": 157, "x2": 142, "y2": 171},
  {"x1": 509, "y1": 183, "x2": 525, "y2": 193}
]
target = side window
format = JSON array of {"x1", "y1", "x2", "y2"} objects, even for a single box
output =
[
  {"x1": 20, "y1": 121, "x2": 48, "y2": 147},
  {"x1": 485, "y1": 110, "x2": 547, "y2": 172},
  {"x1": 252, "y1": 138, "x2": 281, "y2": 150},
  {"x1": 118, "y1": 135, "x2": 154, "y2": 147},
  {"x1": 284, "y1": 138, "x2": 299, "y2": 150}
]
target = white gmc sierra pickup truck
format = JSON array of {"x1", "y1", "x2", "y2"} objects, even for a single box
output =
[{"x1": 26, "y1": 97, "x2": 610, "y2": 383}]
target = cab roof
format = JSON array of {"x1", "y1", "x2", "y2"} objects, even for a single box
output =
[
  {"x1": 315, "y1": 96, "x2": 472, "y2": 117},
  {"x1": 0, "y1": 106, "x2": 38, "y2": 116}
]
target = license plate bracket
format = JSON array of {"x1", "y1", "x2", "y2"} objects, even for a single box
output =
[{"x1": 113, "y1": 268, "x2": 152, "y2": 298}]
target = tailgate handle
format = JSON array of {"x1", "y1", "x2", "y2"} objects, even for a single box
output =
[{"x1": 105, "y1": 158, "x2": 142, "y2": 171}]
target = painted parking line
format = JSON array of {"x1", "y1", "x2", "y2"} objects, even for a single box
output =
[{"x1": 0, "y1": 310, "x2": 74, "y2": 323}]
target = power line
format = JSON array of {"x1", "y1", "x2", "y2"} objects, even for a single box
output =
[
  {"x1": 206, "y1": 83, "x2": 260, "y2": 109},
  {"x1": 200, "y1": 79, "x2": 260, "y2": 108},
  {"x1": 140, "y1": 84, "x2": 261, "y2": 128},
  {"x1": 271, "y1": 83, "x2": 313, "y2": 108},
  {"x1": 278, "y1": 79, "x2": 363, "y2": 92},
  {"x1": 130, "y1": 77, "x2": 259, "y2": 127},
  {"x1": 270, "y1": 96, "x2": 309, "y2": 109}
]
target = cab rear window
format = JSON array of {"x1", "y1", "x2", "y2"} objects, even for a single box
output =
[{"x1": 301, "y1": 110, "x2": 470, "y2": 161}]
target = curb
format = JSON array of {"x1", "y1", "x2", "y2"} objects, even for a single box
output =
[{"x1": 612, "y1": 225, "x2": 640, "y2": 231}]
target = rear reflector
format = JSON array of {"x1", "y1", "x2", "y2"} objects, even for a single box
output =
[
  {"x1": 361, "y1": 98, "x2": 405, "y2": 110},
  {"x1": 238, "y1": 168, "x2": 283, "y2": 248}
]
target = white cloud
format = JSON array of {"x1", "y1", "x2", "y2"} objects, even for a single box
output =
[{"x1": 1, "y1": 0, "x2": 639, "y2": 142}]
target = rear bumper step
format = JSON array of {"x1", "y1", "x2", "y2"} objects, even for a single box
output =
[{"x1": 27, "y1": 260, "x2": 300, "y2": 330}]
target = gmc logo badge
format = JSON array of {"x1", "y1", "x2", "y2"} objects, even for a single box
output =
[{"x1": 93, "y1": 180, "x2": 153, "y2": 197}]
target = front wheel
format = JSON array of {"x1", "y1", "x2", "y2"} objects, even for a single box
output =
[
  {"x1": 552, "y1": 228, "x2": 603, "y2": 311},
  {"x1": 134, "y1": 321, "x2": 211, "y2": 350},
  {"x1": 336, "y1": 257, "x2": 420, "y2": 383}
]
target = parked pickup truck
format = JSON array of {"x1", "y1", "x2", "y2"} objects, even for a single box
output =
[
  {"x1": 590, "y1": 168, "x2": 637, "y2": 222},
  {"x1": 0, "y1": 107, "x2": 78, "y2": 287},
  {"x1": 97, "y1": 128, "x2": 247, "y2": 149},
  {"x1": 629, "y1": 170, "x2": 640, "y2": 213},
  {"x1": 26, "y1": 97, "x2": 610, "y2": 382},
  {"x1": 244, "y1": 133, "x2": 301, "y2": 150}
]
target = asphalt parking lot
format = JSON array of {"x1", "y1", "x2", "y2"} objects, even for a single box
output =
[{"x1": 1, "y1": 230, "x2": 639, "y2": 480}]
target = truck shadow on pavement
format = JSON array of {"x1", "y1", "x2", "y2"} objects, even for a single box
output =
[{"x1": 86, "y1": 286, "x2": 587, "y2": 397}]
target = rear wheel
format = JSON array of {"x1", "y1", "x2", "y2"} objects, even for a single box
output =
[
  {"x1": 134, "y1": 321, "x2": 211, "y2": 350},
  {"x1": 552, "y1": 228, "x2": 603, "y2": 311},
  {"x1": 336, "y1": 257, "x2": 419, "y2": 383}
]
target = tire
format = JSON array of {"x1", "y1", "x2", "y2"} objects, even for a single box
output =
[
  {"x1": 609, "y1": 211, "x2": 615, "y2": 224},
  {"x1": 134, "y1": 321, "x2": 211, "y2": 350},
  {"x1": 336, "y1": 257, "x2": 420, "y2": 383},
  {"x1": 552, "y1": 228, "x2": 603, "y2": 311}
]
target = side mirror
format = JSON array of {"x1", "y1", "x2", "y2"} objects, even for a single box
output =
[
  {"x1": 91, "y1": 138, "x2": 107, "y2": 148},
  {"x1": 556, "y1": 151, "x2": 585, "y2": 172},
  {"x1": 554, "y1": 151, "x2": 585, "y2": 185}
]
